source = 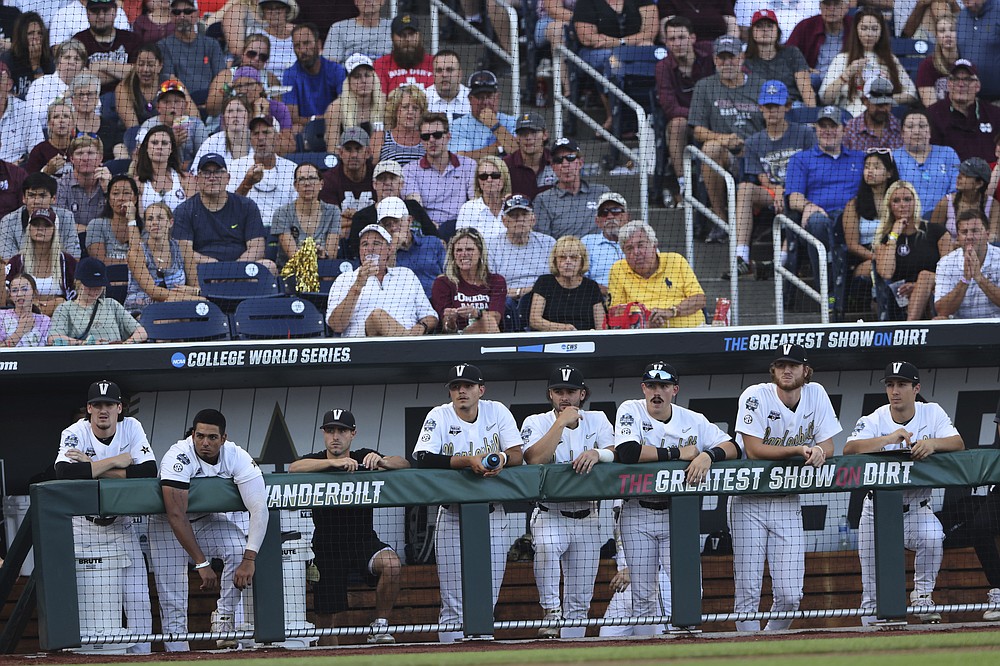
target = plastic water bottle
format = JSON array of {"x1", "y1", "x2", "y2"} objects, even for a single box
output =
[
  {"x1": 839, "y1": 514, "x2": 851, "y2": 550},
  {"x1": 483, "y1": 453, "x2": 504, "y2": 470}
]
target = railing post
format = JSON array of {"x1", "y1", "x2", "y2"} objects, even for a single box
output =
[
  {"x1": 459, "y1": 503, "x2": 496, "y2": 638},
  {"x1": 873, "y1": 490, "x2": 907, "y2": 622},
  {"x1": 669, "y1": 496, "x2": 702, "y2": 628},
  {"x1": 251, "y1": 509, "x2": 286, "y2": 644}
]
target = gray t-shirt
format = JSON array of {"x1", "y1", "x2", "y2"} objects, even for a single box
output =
[
  {"x1": 688, "y1": 74, "x2": 767, "y2": 139},
  {"x1": 0, "y1": 205, "x2": 81, "y2": 261},
  {"x1": 817, "y1": 31, "x2": 843, "y2": 77},
  {"x1": 743, "y1": 122, "x2": 816, "y2": 185},
  {"x1": 86, "y1": 218, "x2": 130, "y2": 261},
  {"x1": 485, "y1": 231, "x2": 557, "y2": 291},
  {"x1": 533, "y1": 180, "x2": 609, "y2": 240},
  {"x1": 49, "y1": 297, "x2": 140, "y2": 344},
  {"x1": 745, "y1": 47, "x2": 809, "y2": 103},
  {"x1": 270, "y1": 201, "x2": 341, "y2": 266},
  {"x1": 157, "y1": 33, "x2": 225, "y2": 94},
  {"x1": 322, "y1": 18, "x2": 392, "y2": 63}
]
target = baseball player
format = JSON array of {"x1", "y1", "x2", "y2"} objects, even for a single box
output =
[
  {"x1": 412, "y1": 363, "x2": 523, "y2": 643},
  {"x1": 521, "y1": 365, "x2": 614, "y2": 638},
  {"x1": 55, "y1": 380, "x2": 156, "y2": 654},
  {"x1": 732, "y1": 344, "x2": 841, "y2": 632},
  {"x1": 288, "y1": 408, "x2": 409, "y2": 646},
  {"x1": 613, "y1": 362, "x2": 737, "y2": 634},
  {"x1": 844, "y1": 361, "x2": 963, "y2": 625},
  {"x1": 147, "y1": 409, "x2": 269, "y2": 651}
]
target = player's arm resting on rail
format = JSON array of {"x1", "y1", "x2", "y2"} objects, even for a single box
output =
[
  {"x1": 679, "y1": 441, "x2": 740, "y2": 485},
  {"x1": 742, "y1": 433, "x2": 833, "y2": 466},
  {"x1": 55, "y1": 454, "x2": 156, "y2": 479},
  {"x1": 234, "y1": 476, "x2": 268, "y2": 590},
  {"x1": 160, "y1": 481, "x2": 219, "y2": 590},
  {"x1": 414, "y1": 447, "x2": 521, "y2": 474}
]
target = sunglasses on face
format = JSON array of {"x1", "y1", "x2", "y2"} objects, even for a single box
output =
[
  {"x1": 420, "y1": 130, "x2": 447, "y2": 141},
  {"x1": 244, "y1": 49, "x2": 269, "y2": 63},
  {"x1": 171, "y1": 8, "x2": 197, "y2": 15},
  {"x1": 75, "y1": 131, "x2": 99, "y2": 139},
  {"x1": 552, "y1": 153, "x2": 579, "y2": 164},
  {"x1": 866, "y1": 147, "x2": 893, "y2": 157},
  {"x1": 644, "y1": 370, "x2": 676, "y2": 382},
  {"x1": 477, "y1": 172, "x2": 501, "y2": 181},
  {"x1": 598, "y1": 206, "x2": 625, "y2": 217}
]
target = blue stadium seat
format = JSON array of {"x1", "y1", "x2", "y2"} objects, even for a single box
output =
[
  {"x1": 232, "y1": 296, "x2": 326, "y2": 339},
  {"x1": 104, "y1": 159, "x2": 132, "y2": 176},
  {"x1": 140, "y1": 300, "x2": 230, "y2": 341},
  {"x1": 104, "y1": 263, "x2": 129, "y2": 305},
  {"x1": 197, "y1": 261, "x2": 282, "y2": 311},
  {"x1": 285, "y1": 152, "x2": 338, "y2": 170},
  {"x1": 891, "y1": 37, "x2": 933, "y2": 82}
]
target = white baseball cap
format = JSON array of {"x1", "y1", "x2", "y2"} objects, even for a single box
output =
[
  {"x1": 359, "y1": 223, "x2": 393, "y2": 244},
  {"x1": 345, "y1": 53, "x2": 375, "y2": 75},
  {"x1": 376, "y1": 197, "x2": 408, "y2": 222}
]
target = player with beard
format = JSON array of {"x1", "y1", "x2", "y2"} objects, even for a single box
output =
[
  {"x1": 373, "y1": 13, "x2": 434, "y2": 94},
  {"x1": 731, "y1": 344, "x2": 841, "y2": 632}
]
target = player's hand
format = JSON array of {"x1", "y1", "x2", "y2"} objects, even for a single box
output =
[
  {"x1": 63, "y1": 448, "x2": 93, "y2": 463},
  {"x1": 233, "y1": 559, "x2": 255, "y2": 590},
  {"x1": 801, "y1": 445, "x2": 826, "y2": 468},
  {"x1": 331, "y1": 457, "x2": 359, "y2": 471},
  {"x1": 888, "y1": 428, "x2": 913, "y2": 449},
  {"x1": 555, "y1": 405, "x2": 582, "y2": 429},
  {"x1": 685, "y1": 451, "x2": 712, "y2": 486},
  {"x1": 362, "y1": 451, "x2": 384, "y2": 469},
  {"x1": 610, "y1": 568, "x2": 630, "y2": 593},
  {"x1": 467, "y1": 455, "x2": 497, "y2": 477},
  {"x1": 910, "y1": 439, "x2": 935, "y2": 461},
  {"x1": 571, "y1": 449, "x2": 600, "y2": 474},
  {"x1": 197, "y1": 565, "x2": 219, "y2": 591}
]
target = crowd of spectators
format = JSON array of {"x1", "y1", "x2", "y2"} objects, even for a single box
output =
[{"x1": 1, "y1": 0, "x2": 1000, "y2": 349}]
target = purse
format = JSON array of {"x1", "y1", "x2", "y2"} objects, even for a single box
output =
[{"x1": 604, "y1": 301, "x2": 651, "y2": 329}]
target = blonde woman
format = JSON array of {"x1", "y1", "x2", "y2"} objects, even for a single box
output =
[
  {"x1": 256, "y1": 0, "x2": 297, "y2": 77},
  {"x1": 529, "y1": 235, "x2": 605, "y2": 331},
  {"x1": 872, "y1": 181, "x2": 948, "y2": 320},
  {"x1": 377, "y1": 85, "x2": 426, "y2": 166},
  {"x1": 324, "y1": 53, "x2": 385, "y2": 152},
  {"x1": 125, "y1": 202, "x2": 202, "y2": 310},
  {"x1": 431, "y1": 227, "x2": 506, "y2": 333},
  {"x1": 219, "y1": 0, "x2": 266, "y2": 57},
  {"x1": 5, "y1": 208, "x2": 76, "y2": 316},
  {"x1": 455, "y1": 156, "x2": 511, "y2": 239}
]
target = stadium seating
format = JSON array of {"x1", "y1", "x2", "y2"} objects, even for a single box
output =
[
  {"x1": 140, "y1": 300, "x2": 231, "y2": 342},
  {"x1": 197, "y1": 262, "x2": 283, "y2": 311},
  {"x1": 232, "y1": 296, "x2": 326, "y2": 339}
]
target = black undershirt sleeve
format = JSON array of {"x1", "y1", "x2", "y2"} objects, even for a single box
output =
[
  {"x1": 413, "y1": 451, "x2": 453, "y2": 469},
  {"x1": 54, "y1": 461, "x2": 93, "y2": 480},
  {"x1": 126, "y1": 460, "x2": 158, "y2": 478}
]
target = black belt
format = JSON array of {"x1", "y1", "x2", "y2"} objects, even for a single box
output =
[
  {"x1": 538, "y1": 505, "x2": 591, "y2": 520},
  {"x1": 865, "y1": 492, "x2": 930, "y2": 513},
  {"x1": 85, "y1": 516, "x2": 117, "y2": 526},
  {"x1": 442, "y1": 504, "x2": 495, "y2": 513},
  {"x1": 637, "y1": 499, "x2": 671, "y2": 511}
]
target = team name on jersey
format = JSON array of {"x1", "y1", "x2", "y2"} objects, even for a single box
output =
[
  {"x1": 442, "y1": 432, "x2": 501, "y2": 456},
  {"x1": 762, "y1": 422, "x2": 816, "y2": 447}
]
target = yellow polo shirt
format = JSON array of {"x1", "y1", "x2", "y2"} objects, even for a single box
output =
[{"x1": 608, "y1": 252, "x2": 706, "y2": 328}]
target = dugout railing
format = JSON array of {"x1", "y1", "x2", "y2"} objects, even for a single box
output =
[{"x1": 21, "y1": 451, "x2": 1000, "y2": 650}]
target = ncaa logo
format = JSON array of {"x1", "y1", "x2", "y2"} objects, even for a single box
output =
[{"x1": 171, "y1": 353, "x2": 186, "y2": 368}]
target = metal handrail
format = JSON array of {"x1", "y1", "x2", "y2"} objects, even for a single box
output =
[
  {"x1": 773, "y1": 213, "x2": 830, "y2": 325},
  {"x1": 552, "y1": 44, "x2": 653, "y2": 224},
  {"x1": 429, "y1": 0, "x2": 521, "y2": 114},
  {"x1": 682, "y1": 145, "x2": 739, "y2": 325}
]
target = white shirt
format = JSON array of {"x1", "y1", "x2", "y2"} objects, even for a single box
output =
[
  {"x1": 934, "y1": 245, "x2": 1000, "y2": 319},
  {"x1": 159, "y1": 437, "x2": 262, "y2": 487},
  {"x1": 735, "y1": 382, "x2": 842, "y2": 458},
  {"x1": 192, "y1": 132, "x2": 255, "y2": 175},
  {"x1": 426, "y1": 84, "x2": 472, "y2": 125},
  {"x1": 325, "y1": 266, "x2": 436, "y2": 338},
  {"x1": 48, "y1": 2, "x2": 130, "y2": 47},
  {"x1": 614, "y1": 399, "x2": 731, "y2": 452},
  {"x1": 57, "y1": 416, "x2": 155, "y2": 467},
  {"x1": 24, "y1": 74, "x2": 67, "y2": 128},
  {"x1": 227, "y1": 155, "x2": 297, "y2": 228},
  {"x1": 456, "y1": 197, "x2": 505, "y2": 239},
  {"x1": 0, "y1": 97, "x2": 44, "y2": 163},
  {"x1": 846, "y1": 401, "x2": 959, "y2": 502},
  {"x1": 413, "y1": 399, "x2": 521, "y2": 457}
]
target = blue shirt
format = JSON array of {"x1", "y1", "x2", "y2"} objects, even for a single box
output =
[
  {"x1": 581, "y1": 232, "x2": 624, "y2": 288},
  {"x1": 282, "y1": 58, "x2": 347, "y2": 119},
  {"x1": 958, "y1": 0, "x2": 1000, "y2": 99},
  {"x1": 893, "y1": 145, "x2": 960, "y2": 213},
  {"x1": 395, "y1": 230, "x2": 446, "y2": 298},
  {"x1": 448, "y1": 112, "x2": 517, "y2": 153},
  {"x1": 172, "y1": 193, "x2": 265, "y2": 262},
  {"x1": 785, "y1": 146, "x2": 864, "y2": 214}
]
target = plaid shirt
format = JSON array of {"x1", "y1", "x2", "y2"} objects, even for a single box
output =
[{"x1": 842, "y1": 114, "x2": 904, "y2": 152}]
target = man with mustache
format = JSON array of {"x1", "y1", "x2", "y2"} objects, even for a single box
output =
[{"x1": 373, "y1": 13, "x2": 433, "y2": 94}]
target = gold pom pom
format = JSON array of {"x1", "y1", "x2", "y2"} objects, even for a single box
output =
[{"x1": 280, "y1": 236, "x2": 319, "y2": 293}]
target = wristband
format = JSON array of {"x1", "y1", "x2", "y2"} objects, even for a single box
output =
[
  {"x1": 597, "y1": 448, "x2": 615, "y2": 463},
  {"x1": 707, "y1": 447, "x2": 727, "y2": 463},
  {"x1": 490, "y1": 121, "x2": 501, "y2": 132},
  {"x1": 496, "y1": 451, "x2": 508, "y2": 467},
  {"x1": 888, "y1": 232, "x2": 899, "y2": 241},
  {"x1": 656, "y1": 447, "x2": 680, "y2": 462},
  {"x1": 194, "y1": 560, "x2": 212, "y2": 569},
  {"x1": 127, "y1": 220, "x2": 137, "y2": 227},
  {"x1": 960, "y1": 277, "x2": 972, "y2": 284}
]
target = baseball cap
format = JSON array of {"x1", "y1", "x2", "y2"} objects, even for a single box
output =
[
  {"x1": 170, "y1": 0, "x2": 197, "y2": 7},
  {"x1": 751, "y1": 9, "x2": 778, "y2": 25},
  {"x1": 959, "y1": 156, "x2": 991, "y2": 182},
  {"x1": 552, "y1": 137, "x2": 580, "y2": 154},
  {"x1": 950, "y1": 58, "x2": 979, "y2": 77},
  {"x1": 376, "y1": 196, "x2": 408, "y2": 222},
  {"x1": 501, "y1": 194, "x2": 533, "y2": 215},
  {"x1": 157, "y1": 79, "x2": 186, "y2": 101},
  {"x1": 714, "y1": 35, "x2": 744, "y2": 57},
  {"x1": 515, "y1": 111, "x2": 546, "y2": 133},
  {"x1": 548, "y1": 365, "x2": 587, "y2": 390},
  {"x1": 88, "y1": 379, "x2": 122, "y2": 404},
  {"x1": 320, "y1": 408, "x2": 356, "y2": 430},
  {"x1": 882, "y1": 361, "x2": 920, "y2": 383},
  {"x1": 359, "y1": 223, "x2": 393, "y2": 244},
  {"x1": 642, "y1": 362, "x2": 679, "y2": 384},
  {"x1": 758, "y1": 80, "x2": 789, "y2": 106},
  {"x1": 391, "y1": 12, "x2": 419, "y2": 35},
  {"x1": 232, "y1": 66, "x2": 262, "y2": 82},
  {"x1": 248, "y1": 114, "x2": 276, "y2": 130},
  {"x1": 773, "y1": 343, "x2": 809, "y2": 365},
  {"x1": 340, "y1": 126, "x2": 370, "y2": 147},
  {"x1": 446, "y1": 363, "x2": 485, "y2": 386},
  {"x1": 468, "y1": 70, "x2": 499, "y2": 96},
  {"x1": 198, "y1": 152, "x2": 227, "y2": 171},
  {"x1": 76, "y1": 257, "x2": 108, "y2": 288},
  {"x1": 373, "y1": 159, "x2": 404, "y2": 179},
  {"x1": 597, "y1": 192, "x2": 628, "y2": 210},
  {"x1": 816, "y1": 105, "x2": 844, "y2": 126},
  {"x1": 863, "y1": 76, "x2": 895, "y2": 105},
  {"x1": 28, "y1": 207, "x2": 56, "y2": 226},
  {"x1": 345, "y1": 53, "x2": 374, "y2": 75}
]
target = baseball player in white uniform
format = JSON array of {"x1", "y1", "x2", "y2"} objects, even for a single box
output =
[
  {"x1": 55, "y1": 380, "x2": 157, "y2": 654},
  {"x1": 613, "y1": 362, "x2": 737, "y2": 634},
  {"x1": 521, "y1": 365, "x2": 614, "y2": 638},
  {"x1": 412, "y1": 363, "x2": 523, "y2": 643},
  {"x1": 732, "y1": 344, "x2": 841, "y2": 632},
  {"x1": 844, "y1": 361, "x2": 963, "y2": 625},
  {"x1": 147, "y1": 409, "x2": 269, "y2": 651}
]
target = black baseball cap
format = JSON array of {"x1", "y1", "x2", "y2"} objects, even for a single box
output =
[
  {"x1": 391, "y1": 13, "x2": 419, "y2": 35},
  {"x1": 642, "y1": 362, "x2": 678, "y2": 384},
  {"x1": 76, "y1": 257, "x2": 108, "y2": 287},
  {"x1": 516, "y1": 111, "x2": 546, "y2": 133},
  {"x1": 320, "y1": 409, "x2": 356, "y2": 430},
  {"x1": 468, "y1": 70, "x2": 499, "y2": 96},
  {"x1": 552, "y1": 137, "x2": 580, "y2": 154},
  {"x1": 446, "y1": 363, "x2": 485, "y2": 387},
  {"x1": 548, "y1": 365, "x2": 586, "y2": 390},
  {"x1": 88, "y1": 379, "x2": 122, "y2": 404},
  {"x1": 198, "y1": 152, "x2": 227, "y2": 171},
  {"x1": 774, "y1": 344, "x2": 809, "y2": 365},
  {"x1": 501, "y1": 194, "x2": 533, "y2": 216},
  {"x1": 883, "y1": 361, "x2": 920, "y2": 383}
]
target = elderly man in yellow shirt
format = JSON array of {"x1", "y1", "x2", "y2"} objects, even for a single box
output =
[{"x1": 608, "y1": 221, "x2": 706, "y2": 328}]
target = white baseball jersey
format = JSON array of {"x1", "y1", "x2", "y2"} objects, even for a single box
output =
[
  {"x1": 57, "y1": 417, "x2": 155, "y2": 468},
  {"x1": 735, "y1": 382, "x2": 842, "y2": 459},
  {"x1": 160, "y1": 437, "x2": 262, "y2": 486},
  {"x1": 614, "y1": 399, "x2": 731, "y2": 451},
  {"x1": 846, "y1": 402, "x2": 959, "y2": 503},
  {"x1": 413, "y1": 399, "x2": 521, "y2": 457}
]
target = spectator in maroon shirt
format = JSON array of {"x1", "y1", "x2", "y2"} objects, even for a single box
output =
[
  {"x1": 0, "y1": 158, "x2": 27, "y2": 220},
  {"x1": 658, "y1": 0, "x2": 737, "y2": 41},
  {"x1": 504, "y1": 112, "x2": 555, "y2": 202},
  {"x1": 73, "y1": 0, "x2": 141, "y2": 94},
  {"x1": 785, "y1": 0, "x2": 852, "y2": 76},
  {"x1": 928, "y1": 59, "x2": 1000, "y2": 162},
  {"x1": 320, "y1": 126, "x2": 375, "y2": 241}
]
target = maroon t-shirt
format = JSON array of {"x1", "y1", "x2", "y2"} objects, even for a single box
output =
[
  {"x1": 319, "y1": 161, "x2": 375, "y2": 212},
  {"x1": 24, "y1": 142, "x2": 65, "y2": 176},
  {"x1": 73, "y1": 28, "x2": 142, "y2": 94},
  {"x1": 0, "y1": 161, "x2": 27, "y2": 220},
  {"x1": 430, "y1": 273, "x2": 508, "y2": 331}
]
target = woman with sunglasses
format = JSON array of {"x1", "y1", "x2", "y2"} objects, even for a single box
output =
[
  {"x1": 25, "y1": 100, "x2": 74, "y2": 178},
  {"x1": 431, "y1": 227, "x2": 506, "y2": 334},
  {"x1": 272, "y1": 163, "x2": 341, "y2": 267},
  {"x1": 324, "y1": 53, "x2": 385, "y2": 153},
  {"x1": 0, "y1": 273, "x2": 50, "y2": 347},
  {"x1": 456, "y1": 157, "x2": 511, "y2": 239},
  {"x1": 115, "y1": 44, "x2": 167, "y2": 131},
  {"x1": 205, "y1": 33, "x2": 281, "y2": 117},
  {"x1": 529, "y1": 235, "x2": 605, "y2": 331},
  {"x1": 132, "y1": 0, "x2": 177, "y2": 44},
  {"x1": 5, "y1": 208, "x2": 77, "y2": 317},
  {"x1": 379, "y1": 85, "x2": 426, "y2": 167},
  {"x1": 134, "y1": 124, "x2": 193, "y2": 213},
  {"x1": 842, "y1": 150, "x2": 898, "y2": 307},
  {"x1": 219, "y1": 0, "x2": 268, "y2": 57},
  {"x1": 124, "y1": 202, "x2": 201, "y2": 310},
  {"x1": 86, "y1": 175, "x2": 141, "y2": 263},
  {"x1": 24, "y1": 40, "x2": 87, "y2": 129}
]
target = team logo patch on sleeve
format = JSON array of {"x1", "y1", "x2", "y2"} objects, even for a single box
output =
[
  {"x1": 420, "y1": 433, "x2": 431, "y2": 442},
  {"x1": 177, "y1": 454, "x2": 191, "y2": 465},
  {"x1": 745, "y1": 397, "x2": 759, "y2": 411},
  {"x1": 743, "y1": 415, "x2": 753, "y2": 424},
  {"x1": 851, "y1": 420, "x2": 865, "y2": 437},
  {"x1": 520, "y1": 427, "x2": 532, "y2": 444},
  {"x1": 173, "y1": 463, "x2": 184, "y2": 472},
  {"x1": 621, "y1": 427, "x2": 632, "y2": 436},
  {"x1": 62, "y1": 434, "x2": 79, "y2": 448},
  {"x1": 423, "y1": 419, "x2": 437, "y2": 432},
  {"x1": 619, "y1": 414, "x2": 634, "y2": 426}
]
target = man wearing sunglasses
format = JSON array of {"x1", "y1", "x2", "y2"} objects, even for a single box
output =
[
  {"x1": 158, "y1": 0, "x2": 226, "y2": 101},
  {"x1": 486, "y1": 194, "x2": 556, "y2": 301},
  {"x1": 449, "y1": 70, "x2": 517, "y2": 160},
  {"x1": 581, "y1": 192, "x2": 628, "y2": 294},
  {"x1": 402, "y1": 112, "x2": 476, "y2": 235},
  {"x1": 843, "y1": 77, "x2": 903, "y2": 152},
  {"x1": 534, "y1": 137, "x2": 609, "y2": 240},
  {"x1": 72, "y1": 0, "x2": 141, "y2": 94}
]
